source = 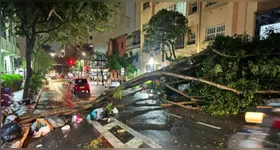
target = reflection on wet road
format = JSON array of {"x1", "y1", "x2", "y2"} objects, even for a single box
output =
[{"x1": 115, "y1": 92, "x2": 232, "y2": 148}]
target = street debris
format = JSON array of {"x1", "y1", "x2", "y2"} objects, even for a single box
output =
[
  {"x1": 4, "y1": 115, "x2": 17, "y2": 124},
  {"x1": 112, "y1": 107, "x2": 119, "y2": 114},
  {"x1": 44, "y1": 115, "x2": 71, "y2": 128},
  {"x1": 72, "y1": 114, "x2": 83, "y2": 123},
  {"x1": 61, "y1": 125, "x2": 70, "y2": 132},
  {"x1": 30, "y1": 118, "x2": 54, "y2": 138},
  {"x1": 36, "y1": 144, "x2": 43, "y2": 148},
  {"x1": 33, "y1": 126, "x2": 51, "y2": 138},
  {"x1": 0, "y1": 122, "x2": 22, "y2": 142}
]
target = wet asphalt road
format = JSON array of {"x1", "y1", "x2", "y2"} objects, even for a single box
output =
[
  {"x1": 25, "y1": 78, "x2": 236, "y2": 148},
  {"x1": 114, "y1": 92, "x2": 234, "y2": 148}
]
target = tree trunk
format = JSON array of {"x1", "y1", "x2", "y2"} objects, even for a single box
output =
[
  {"x1": 23, "y1": 38, "x2": 35, "y2": 99},
  {"x1": 171, "y1": 43, "x2": 176, "y2": 59},
  {"x1": 101, "y1": 69, "x2": 104, "y2": 86}
]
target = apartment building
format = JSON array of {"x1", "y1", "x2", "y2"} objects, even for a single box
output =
[
  {"x1": 0, "y1": 15, "x2": 21, "y2": 74},
  {"x1": 107, "y1": 34, "x2": 127, "y2": 81},
  {"x1": 126, "y1": 30, "x2": 141, "y2": 75},
  {"x1": 140, "y1": 2, "x2": 280, "y2": 73}
]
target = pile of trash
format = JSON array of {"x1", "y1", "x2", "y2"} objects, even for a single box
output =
[
  {"x1": 0, "y1": 114, "x2": 79, "y2": 148},
  {"x1": 86, "y1": 103, "x2": 119, "y2": 122},
  {"x1": 0, "y1": 103, "x2": 119, "y2": 148}
]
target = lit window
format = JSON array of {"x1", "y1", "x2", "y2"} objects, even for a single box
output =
[
  {"x1": 206, "y1": 24, "x2": 225, "y2": 41},
  {"x1": 143, "y1": 2, "x2": 150, "y2": 10},
  {"x1": 175, "y1": 2, "x2": 187, "y2": 16}
]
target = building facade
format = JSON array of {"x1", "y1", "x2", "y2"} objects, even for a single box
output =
[
  {"x1": 140, "y1": 2, "x2": 280, "y2": 73},
  {"x1": 88, "y1": 2, "x2": 130, "y2": 53},
  {"x1": 126, "y1": 30, "x2": 141, "y2": 76},
  {"x1": 0, "y1": 16, "x2": 21, "y2": 74},
  {"x1": 107, "y1": 34, "x2": 127, "y2": 81}
]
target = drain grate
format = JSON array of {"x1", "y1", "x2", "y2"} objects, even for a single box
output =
[{"x1": 108, "y1": 125, "x2": 134, "y2": 144}]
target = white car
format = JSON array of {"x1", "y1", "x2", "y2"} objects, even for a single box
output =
[{"x1": 105, "y1": 80, "x2": 120, "y2": 88}]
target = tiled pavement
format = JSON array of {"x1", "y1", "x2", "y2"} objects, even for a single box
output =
[{"x1": 88, "y1": 117, "x2": 162, "y2": 148}]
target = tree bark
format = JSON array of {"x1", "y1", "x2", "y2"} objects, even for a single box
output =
[
  {"x1": 171, "y1": 42, "x2": 176, "y2": 59},
  {"x1": 159, "y1": 81, "x2": 195, "y2": 100},
  {"x1": 23, "y1": 37, "x2": 36, "y2": 99}
]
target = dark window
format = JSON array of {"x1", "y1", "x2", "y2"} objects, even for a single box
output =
[
  {"x1": 116, "y1": 43, "x2": 119, "y2": 51},
  {"x1": 136, "y1": 52, "x2": 139, "y2": 62},
  {"x1": 187, "y1": 32, "x2": 196, "y2": 45},
  {"x1": 121, "y1": 42, "x2": 124, "y2": 49},
  {"x1": 75, "y1": 79, "x2": 88, "y2": 86},
  {"x1": 175, "y1": 34, "x2": 185, "y2": 49},
  {"x1": 143, "y1": 2, "x2": 150, "y2": 10},
  {"x1": 89, "y1": 36, "x2": 93, "y2": 40},
  {"x1": 191, "y1": 2, "x2": 197, "y2": 14}
]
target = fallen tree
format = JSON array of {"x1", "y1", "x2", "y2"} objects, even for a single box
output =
[{"x1": 18, "y1": 33, "x2": 280, "y2": 123}]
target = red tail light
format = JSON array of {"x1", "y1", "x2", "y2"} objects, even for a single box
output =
[{"x1": 272, "y1": 119, "x2": 280, "y2": 129}]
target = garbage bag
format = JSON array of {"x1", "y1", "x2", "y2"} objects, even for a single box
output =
[
  {"x1": 33, "y1": 126, "x2": 51, "y2": 138},
  {"x1": 0, "y1": 122, "x2": 22, "y2": 142},
  {"x1": 30, "y1": 118, "x2": 54, "y2": 134},
  {"x1": 72, "y1": 115, "x2": 83, "y2": 123},
  {"x1": 45, "y1": 115, "x2": 71, "y2": 128},
  {"x1": 4, "y1": 115, "x2": 17, "y2": 125},
  {"x1": 112, "y1": 107, "x2": 119, "y2": 114},
  {"x1": 95, "y1": 108, "x2": 104, "y2": 120}
]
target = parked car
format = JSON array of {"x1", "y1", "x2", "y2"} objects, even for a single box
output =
[
  {"x1": 70, "y1": 78, "x2": 90, "y2": 94},
  {"x1": 105, "y1": 80, "x2": 120, "y2": 88}
]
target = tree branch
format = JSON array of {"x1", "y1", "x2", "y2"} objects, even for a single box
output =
[
  {"x1": 255, "y1": 90, "x2": 280, "y2": 94},
  {"x1": 211, "y1": 48, "x2": 238, "y2": 58},
  {"x1": 161, "y1": 72, "x2": 242, "y2": 94},
  {"x1": 159, "y1": 80, "x2": 195, "y2": 100},
  {"x1": 35, "y1": 3, "x2": 87, "y2": 34}
]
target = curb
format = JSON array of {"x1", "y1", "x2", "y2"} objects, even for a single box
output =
[{"x1": 30, "y1": 80, "x2": 47, "y2": 114}]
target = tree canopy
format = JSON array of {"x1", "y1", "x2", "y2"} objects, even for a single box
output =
[
  {"x1": 143, "y1": 9, "x2": 189, "y2": 61},
  {"x1": 107, "y1": 52, "x2": 137, "y2": 76},
  {"x1": 1, "y1": 2, "x2": 118, "y2": 98}
]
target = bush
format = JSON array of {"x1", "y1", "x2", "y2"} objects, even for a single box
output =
[
  {"x1": 0, "y1": 74, "x2": 23, "y2": 91},
  {"x1": 29, "y1": 73, "x2": 45, "y2": 93}
]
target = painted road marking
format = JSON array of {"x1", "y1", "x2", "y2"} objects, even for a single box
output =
[
  {"x1": 103, "y1": 122, "x2": 117, "y2": 130},
  {"x1": 112, "y1": 117, "x2": 163, "y2": 148},
  {"x1": 89, "y1": 118, "x2": 162, "y2": 148},
  {"x1": 126, "y1": 137, "x2": 144, "y2": 148},
  {"x1": 197, "y1": 122, "x2": 221, "y2": 130}
]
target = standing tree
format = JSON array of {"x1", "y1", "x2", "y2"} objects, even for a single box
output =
[
  {"x1": 1, "y1": 2, "x2": 118, "y2": 98},
  {"x1": 107, "y1": 52, "x2": 137, "y2": 83},
  {"x1": 143, "y1": 9, "x2": 189, "y2": 61}
]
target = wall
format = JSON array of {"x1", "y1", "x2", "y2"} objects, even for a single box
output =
[
  {"x1": 135, "y1": 2, "x2": 141, "y2": 30},
  {"x1": 89, "y1": 2, "x2": 130, "y2": 53}
]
